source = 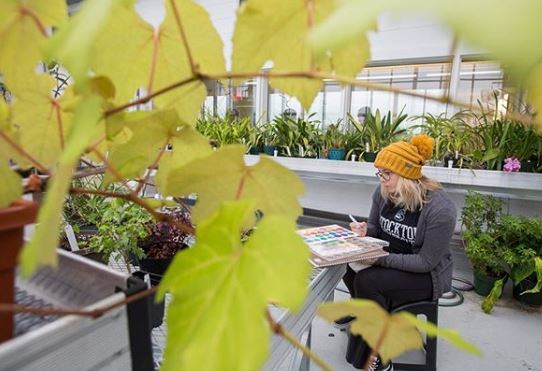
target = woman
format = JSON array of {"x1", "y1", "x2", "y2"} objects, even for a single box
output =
[{"x1": 342, "y1": 134, "x2": 457, "y2": 371}]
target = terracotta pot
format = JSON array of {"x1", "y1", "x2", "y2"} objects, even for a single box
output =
[{"x1": 0, "y1": 199, "x2": 38, "y2": 342}]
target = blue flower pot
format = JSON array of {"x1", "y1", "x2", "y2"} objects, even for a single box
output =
[{"x1": 327, "y1": 148, "x2": 345, "y2": 161}]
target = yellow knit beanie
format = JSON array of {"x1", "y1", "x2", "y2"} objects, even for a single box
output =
[{"x1": 374, "y1": 134, "x2": 434, "y2": 179}]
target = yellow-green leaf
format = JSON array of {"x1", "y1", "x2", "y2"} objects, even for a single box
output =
[
  {"x1": 92, "y1": 0, "x2": 224, "y2": 123},
  {"x1": 154, "y1": 125, "x2": 212, "y2": 195},
  {"x1": 162, "y1": 145, "x2": 304, "y2": 222},
  {"x1": 46, "y1": 0, "x2": 115, "y2": 86},
  {"x1": 11, "y1": 74, "x2": 76, "y2": 168},
  {"x1": 104, "y1": 109, "x2": 180, "y2": 184},
  {"x1": 0, "y1": 157, "x2": 22, "y2": 208},
  {"x1": 232, "y1": 0, "x2": 369, "y2": 109},
  {"x1": 158, "y1": 200, "x2": 311, "y2": 371},
  {"x1": 318, "y1": 299, "x2": 480, "y2": 364},
  {"x1": 19, "y1": 95, "x2": 103, "y2": 277},
  {"x1": 0, "y1": 0, "x2": 67, "y2": 93}
]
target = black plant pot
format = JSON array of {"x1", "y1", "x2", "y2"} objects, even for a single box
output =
[
  {"x1": 362, "y1": 151, "x2": 378, "y2": 162},
  {"x1": 132, "y1": 270, "x2": 166, "y2": 328},
  {"x1": 513, "y1": 275, "x2": 542, "y2": 306},
  {"x1": 139, "y1": 257, "x2": 174, "y2": 286}
]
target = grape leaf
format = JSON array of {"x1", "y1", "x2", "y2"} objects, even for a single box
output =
[
  {"x1": 318, "y1": 299, "x2": 480, "y2": 364},
  {"x1": 232, "y1": 0, "x2": 370, "y2": 109},
  {"x1": 403, "y1": 311, "x2": 482, "y2": 357},
  {"x1": 0, "y1": 157, "x2": 21, "y2": 208},
  {"x1": 46, "y1": 0, "x2": 115, "y2": 86},
  {"x1": 92, "y1": 0, "x2": 224, "y2": 123},
  {"x1": 104, "y1": 109, "x2": 178, "y2": 184},
  {"x1": 158, "y1": 200, "x2": 311, "y2": 371},
  {"x1": 19, "y1": 95, "x2": 103, "y2": 277},
  {"x1": 0, "y1": 0, "x2": 67, "y2": 94},
  {"x1": 11, "y1": 74, "x2": 78, "y2": 168},
  {"x1": 105, "y1": 108, "x2": 211, "y2": 185},
  {"x1": 154, "y1": 125, "x2": 212, "y2": 195},
  {"x1": 161, "y1": 145, "x2": 304, "y2": 222}
]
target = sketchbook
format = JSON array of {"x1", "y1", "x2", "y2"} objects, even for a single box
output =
[{"x1": 297, "y1": 224, "x2": 389, "y2": 268}]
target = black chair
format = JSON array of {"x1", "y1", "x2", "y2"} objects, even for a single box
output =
[{"x1": 391, "y1": 300, "x2": 439, "y2": 371}]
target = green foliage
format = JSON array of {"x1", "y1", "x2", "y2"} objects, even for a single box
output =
[
  {"x1": 20, "y1": 95, "x2": 103, "y2": 277},
  {"x1": 63, "y1": 175, "x2": 116, "y2": 228},
  {"x1": 359, "y1": 108, "x2": 408, "y2": 152},
  {"x1": 481, "y1": 277, "x2": 504, "y2": 314},
  {"x1": 88, "y1": 198, "x2": 152, "y2": 263},
  {"x1": 463, "y1": 192, "x2": 542, "y2": 312},
  {"x1": 414, "y1": 111, "x2": 477, "y2": 167},
  {"x1": 158, "y1": 200, "x2": 310, "y2": 371},
  {"x1": 0, "y1": 0, "x2": 519, "y2": 367},
  {"x1": 461, "y1": 192, "x2": 505, "y2": 276}
]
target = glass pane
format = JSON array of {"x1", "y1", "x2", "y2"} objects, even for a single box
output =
[
  {"x1": 231, "y1": 79, "x2": 256, "y2": 121},
  {"x1": 457, "y1": 61, "x2": 504, "y2": 109}
]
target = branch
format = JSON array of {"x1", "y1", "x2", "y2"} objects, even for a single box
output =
[
  {"x1": 266, "y1": 310, "x2": 333, "y2": 371},
  {"x1": 362, "y1": 319, "x2": 391, "y2": 371},
  {"x1": 85, "y1": 134, "x2": 106, "y2": 154},
  {"x1": 104, "y1": 75, "x2": 200, "y2": 117},
  {"x1": 169, "y1": 0, "x2": 198, "y2": 75},
  {"x1": 73, "y1": 166, "x2": 106, "y2": 179},
  {"x1": 147, "y1": 28, "x2": 161, "y2": 94},
  {"x1": 135, "y1": 137, "x2": 170, "y2": 194},
  {"x1": 0, "y1": 132, "x2": 49, "y2": 174},
  {"x1": 104, "y1": 69, "x2": 538, "y2": 127},
  {"x1": 0, "y1": 287, "x2": 156, "y2": 319}
]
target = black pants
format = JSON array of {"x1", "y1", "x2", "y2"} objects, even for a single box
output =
[{"x1": 342, "y1": 265, "x2": 433, "y2": 369}]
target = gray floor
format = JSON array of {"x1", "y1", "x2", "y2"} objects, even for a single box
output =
[{"x1": 308, "y1": 245, "x2": 542, "y2": 371}]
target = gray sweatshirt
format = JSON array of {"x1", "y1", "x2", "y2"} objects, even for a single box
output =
[{"x1": 368, "y1": 186, "x2": 457, "y2": 300}]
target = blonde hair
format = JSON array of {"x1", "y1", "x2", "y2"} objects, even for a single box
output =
[{"x1": 381, "y1": 176, "x2": 442, "y2": 212}]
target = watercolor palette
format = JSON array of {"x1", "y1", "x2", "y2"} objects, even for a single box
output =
[
  {"x1": 297, "y1": 224, "x2": 358, "y2": 244},
  {"x1": 297, "y1": 224, "x2": 389, "y2": 267}
]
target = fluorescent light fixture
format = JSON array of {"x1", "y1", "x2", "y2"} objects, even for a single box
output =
[
  {"x1": 426, "y1": 72, "x2": 451, "y2": 77},
  {"x1": 460, "y1": 70, "x2": 501, "y2": 76},
  {"x1": 357, "y1": 74, "x2": 417, "y2": 80},
  {"x1": 426, "y1": 70, "x2": 501, "y2": 77}
]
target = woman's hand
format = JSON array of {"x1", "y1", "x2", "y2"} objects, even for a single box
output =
[{"x1": 350, "y1": 221, "x2": 367, "y2": 237}]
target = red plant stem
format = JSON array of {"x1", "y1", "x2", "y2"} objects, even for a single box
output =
[
  {"x1": 169, "y1": 0, "x2": 198, "y2": 74},
  {"x1": 20, "y1": 6, "x2": 48, "y2": 37},
  {"x1": 235, "y1": 169, "x2": 249, "y2": 200},
  {"x1": 0, "y1": 132, "x2": 49, "y2": 174},
  {"x1": 147, "y1": 28, "x2": 161, "y2": 94},
  {"x1": 362, "y1": 319, "x2": 391, "y2": 371},
  {"x1": 135, "y1": 137, "x2": 170, "y2": 194}
]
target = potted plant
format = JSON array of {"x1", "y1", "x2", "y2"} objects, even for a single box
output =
[
  {"x1": 323, "y1": 121, "x2": 346, "y2": 160},
  {"x1": 461, "y1": 192, "x2": 507, "y2": 297},
  {"x1": 137, "y1": 206, "x2": 193, "y2": 285},
  {"x1": 359, "y1": 108, "x2": 408, "y2": 162},
  {"x1": 87, "y1": 199, "x2": 153, "y2": 269},
  {"x1": 496, "y1": 214, "x2": 542, "y2": 306}
]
